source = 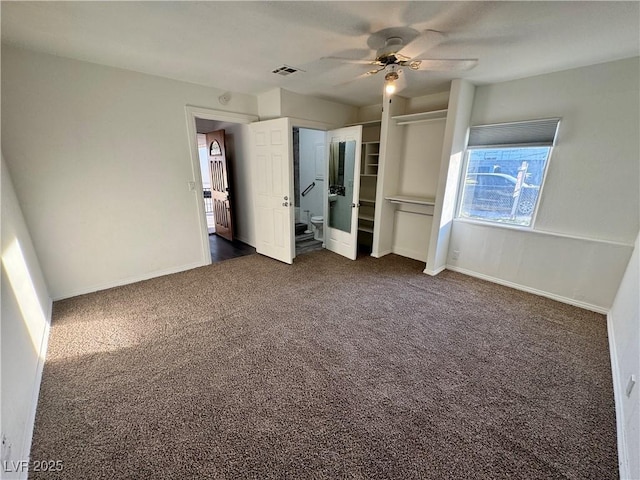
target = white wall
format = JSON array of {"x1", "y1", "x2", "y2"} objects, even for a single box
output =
[
  {"x1": 298, "y1": 128, "x2": 325, "y2": 224},
  {"x1": 1, "y1": 155, "x2": 52, "y2": 479},
  {"x1": 223, "y1": 123, "x2": 255, "y2": 245},
  {"x1": 258, "y1": 88, "x2": 358, "y2": 128},
  {"x1": 280, "y1": 89, "x2": 357, "y2": 127},
  {"x1": 448, "y1": 57, "x2": 639, "y2": 310},
  {"x1": 426, "y1": 79, "x2": 475, "y2": 275},
  {"x1": 1, "y1": 45, "x2": 258, "y2": 299},
  {"x1": 609, "y1": 233, "x2": 639, "y2": 479}
]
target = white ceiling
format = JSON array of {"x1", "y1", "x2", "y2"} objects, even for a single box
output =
[{"x1": 2, "y1": 1, "x2": 639, "y2": 107}]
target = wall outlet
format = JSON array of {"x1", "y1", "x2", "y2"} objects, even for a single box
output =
[{"x1": 451, "y1": 250, "x2": 460, "y2": 261}]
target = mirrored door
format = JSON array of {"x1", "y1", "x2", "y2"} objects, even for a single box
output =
[{"x1": 324, "y1": 126, "x2": 363, "y2": 260}]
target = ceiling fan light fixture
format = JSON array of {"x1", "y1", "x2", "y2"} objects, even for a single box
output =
[{"x1": 384, "y1": 70, "x2": 399, "y2": 95}]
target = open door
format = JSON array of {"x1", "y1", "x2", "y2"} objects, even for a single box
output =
[
  {"x1": 250, "y1": 117, "x2": 295, "y2": 264},
  {"x1": 206, "y1": 130, "x2": 233, "y2": 241},
  {"x1": 324, "y1": 125, "x2": 363, "y2": 260}
]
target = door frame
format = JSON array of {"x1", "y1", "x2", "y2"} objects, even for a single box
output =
[
  {"x1": 185, "y1": 105, "x2": 258, "y2": 265},
  {"x1": 324, "y1": 126, "x2": 363, "y2": 260},
  {"x1": 288, "y1": 119, "x2": 335, "y2": 259}
]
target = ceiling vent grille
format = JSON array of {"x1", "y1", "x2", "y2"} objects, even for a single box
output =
[{"x1": 272, "y1": 65, "x2": 304, "y2": 76}]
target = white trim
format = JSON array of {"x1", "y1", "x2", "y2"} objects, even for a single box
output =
[
  {"x1": 53, "y1": 261, "x2": 205, "y2": 300},
  {"x1": 531, "y1": 228, "x2": 633, "y2": 247},
  {"x1": 607, "y1": 313, "x2": 630, "y2": 478},
  {"x1": 445, "y1": 265, "x2": 609, "y2": 314},
  {"x1": 423, "y1": 265, "x2": 446, "y2": 276},
  {"x1": 186, "y1": 105, "x2": 259, "y2": 125},
  {"x1": 184, "y1": 106, "x2": 259, "y2": 267},
  {"x1": 370, "y1": 249, "x2": 393, "y2": 258},
  {"x1": 453, "y1": 218, "x2": 634, "y2": 248},
  {"x1": 288, "y1": 117, "x2": 334, "y2": 131}
]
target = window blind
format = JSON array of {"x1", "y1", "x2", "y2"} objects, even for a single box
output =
[{"x1": 467, "y1": 118, "x2": 560, "y2": 148}]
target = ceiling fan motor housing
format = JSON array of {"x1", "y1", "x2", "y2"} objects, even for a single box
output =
[
  {"x1": 376, "y1": 36, "x2": 416, "y2": 68},
  {"x1": 376, "y1": 37, "x2": 405, "y2": 61}
]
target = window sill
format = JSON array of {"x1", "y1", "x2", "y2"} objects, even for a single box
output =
[{"x1": 454, "y1": 217, "x2": 533, "y2": 231}]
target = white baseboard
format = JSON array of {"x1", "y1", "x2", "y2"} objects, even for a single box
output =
[
  {"x1": 607, "y1": 313, "x2": 630, "y2": 479},
  {"x1": 54, "y1": 261, "x2": 206, "y2": 300},
  {"x1": 391, "y1": 246, "x2": 427, "y2": 263},
  {"x1": 423, "y1": 265, "x2": 446, "y2": 276},
  {"x1": 445, "y1": 265, "x2": 609, "y2": 314},
  {"x1": 370, "y1": 249, "x2": 392, "y2": 258}
]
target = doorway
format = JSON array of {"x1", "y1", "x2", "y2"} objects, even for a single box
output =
[
  {"x1": 293, "y1": 127, "x2": 325, "y2": 256},
  {"x1": 188, "y1": 109, "x2": 257, "y2": 264}
]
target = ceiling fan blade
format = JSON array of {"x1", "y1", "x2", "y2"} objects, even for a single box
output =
[
  {"x1": 334, "y1": 68, "x2": 384, "y2": 88},
  {"x1": 321, "y1": 56, "x2": 378, "y2": 66},
  {"x1": 396, "y1": 29, "x2": 445, "y2": 59},
  {"x1": 408, "y1": 58, "x2": 479, "y2": 71}
]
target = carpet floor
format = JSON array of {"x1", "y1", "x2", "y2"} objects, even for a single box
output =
[{"x1": 30, "y1": 251, "x2": 617, "y2": 479}]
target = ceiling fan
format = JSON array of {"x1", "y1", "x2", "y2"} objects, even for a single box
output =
[{"x1": 323, "y1": 28, "x2": 478, "y2": 95}]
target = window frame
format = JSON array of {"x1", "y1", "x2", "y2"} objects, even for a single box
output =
[{"x1": 455, "y1": 144, "x2": 556, "y2": 230}]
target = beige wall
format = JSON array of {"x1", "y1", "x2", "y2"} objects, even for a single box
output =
[
  {"x1": 447, "y1": 57, "x2": 639, "y2": 311},
  {"x1": 1, "y1": 155, "x2": 52, "y2": 479},
  {"x1": 2, "y1": 45, "x2": 258, "y2": 299}
]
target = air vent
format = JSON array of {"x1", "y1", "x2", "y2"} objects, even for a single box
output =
[{"x1": 272, "y1": 65, "x2": 304, "y2": 76}]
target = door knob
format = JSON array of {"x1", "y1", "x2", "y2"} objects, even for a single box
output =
[
  {"x1": 282, "y1": 202, "x2": 289, "y2": 207},
  {"x1": 284, "y1": 196, "x2": 288, "y2": 201}
]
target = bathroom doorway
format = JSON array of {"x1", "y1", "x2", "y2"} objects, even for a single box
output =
[{"x1": 293, "y1": 127, "x2": 325, "y2": 256}]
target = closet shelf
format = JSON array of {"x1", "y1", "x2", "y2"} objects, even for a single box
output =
[
  {"x1": 358, "y1": 214, "x2": 374, "y2": 222},
  {"x1": 360, "y1": 197, "x2": 376, "y2": 204},
  {"x1": 392, "y1": 109, "x2": 448, "y2": 125},
  {"x1": 347, "y1": 119, "x2": 382, "y2": 127},
  {"x1": 358, "y1": 226, "x2": 374, "y2": 233},
  {"x1": 360, "y1": 174, "x2": 377, "y2": 178},
  {"x1": 385, "y1": 195, "x2": 436, "y2": 206}
]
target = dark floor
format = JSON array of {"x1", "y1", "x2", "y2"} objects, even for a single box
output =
[
  {"x1": 210, "y1": 224, "x2": 323, "y2": 262},
  {"x1": 209, "y1": 234, "x2": 256, "y2": 263},
  {"x1": 295, "y1": 222, "x2": 323, "y2": 256}
]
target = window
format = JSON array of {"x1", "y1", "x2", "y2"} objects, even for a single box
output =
[{"x1": 457, "y1": 118, "x2": 560, "y2": 227}]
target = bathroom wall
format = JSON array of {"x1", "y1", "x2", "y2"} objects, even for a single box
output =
[{"x1": 298, "y1": 128, "x2": 326, "y2": 227}]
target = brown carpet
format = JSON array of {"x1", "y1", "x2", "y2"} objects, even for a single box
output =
[{"x1": 30, "y1": 251, "x2": 618, "y2": 479}]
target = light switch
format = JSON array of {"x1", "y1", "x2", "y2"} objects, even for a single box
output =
[{"x1": 188, "y1": 181, "x2": 196, "y2": 191}]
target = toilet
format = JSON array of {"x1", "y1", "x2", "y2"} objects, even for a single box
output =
[{"x1": 310, "y1": 215, "x2": 324, "y2": 241}]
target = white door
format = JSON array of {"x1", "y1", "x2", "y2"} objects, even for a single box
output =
[
  {"x1": 251, "y1": 118, "x2": 295, "y2": 264},
  {"x1": 324, "y1": 125, "x2": 363, "y2": 260}
]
